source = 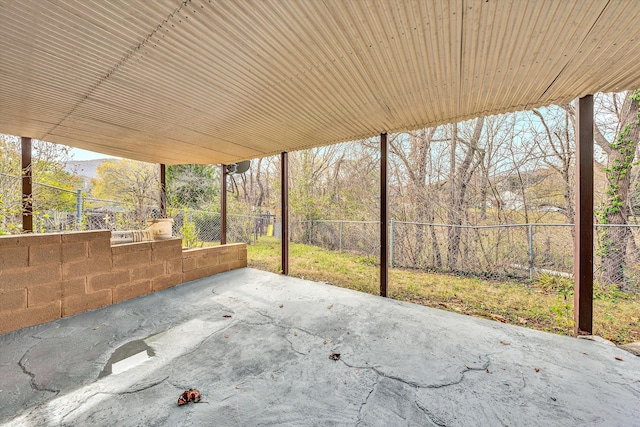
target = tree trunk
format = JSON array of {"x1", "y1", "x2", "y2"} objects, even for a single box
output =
[{"x1": 599, "y1": 91, "x2": 640, "y2": 289}]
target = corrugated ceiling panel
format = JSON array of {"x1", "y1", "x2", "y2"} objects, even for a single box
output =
[{"x1": 1, "y1": 0, "x2": 640, "y2": 164}]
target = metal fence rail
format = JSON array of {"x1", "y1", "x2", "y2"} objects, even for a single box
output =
[{"x1": 287, "y1": 219, "x2": 640, "y2": 288}]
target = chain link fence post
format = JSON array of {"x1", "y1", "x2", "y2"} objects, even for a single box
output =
[
  {"x1": 339, "y1": 221, "x2": 343, "y2": 251},
  {"x1": 390, "y1": 219, "x2": 394, "y2": 268},
  {"x1": 528, "y1": 223, "x2": 534, "y2": 280},
  {"x1": 76, "y1": 189, "x2": 82, "y2": 230}
]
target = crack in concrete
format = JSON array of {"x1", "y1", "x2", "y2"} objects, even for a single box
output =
[
  {"x1": 18, "y1": 349, "x2": 60, "y2": 396},
  {"x1": 339, "y1": 356, "x2": 491, "y2": 390},
  {"x1": 355, "y1": 376, "x2": 379, "y2": 426},
  {"x1": 415, "y1": 397, "x2": 448, "y2": 427}
]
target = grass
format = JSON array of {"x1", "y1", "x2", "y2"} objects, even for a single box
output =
[{"x1": 248, "y1": 237, "x2": 640, "y2": 344}]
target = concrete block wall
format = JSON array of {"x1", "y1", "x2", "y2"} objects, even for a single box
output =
[
  {"x1": 0, "y1": 231, "x2": 247, "y2": 335},
  {"x1": 182, "y1": 243, "x2": 247, "y2": 282}
]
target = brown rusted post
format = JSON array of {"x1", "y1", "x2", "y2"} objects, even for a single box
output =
[
  {"x1": 574, "y1": 95, "x2": 594, "y2": 335},
  {"x1": 281, "y1": 152, "x2": 289, "y2": 275},
  {"x1": 380, "y1": 132, "x2": 389, "y2": 297},
  {"x1": 159, "y1": 164, "x2": 167, "y2": 218},
  {"x1": 220, "y1": 164, "x2": 227, "y2": 245},
  {"x1": 21, "y1": 137, "x2": 33, "y2": 233}
]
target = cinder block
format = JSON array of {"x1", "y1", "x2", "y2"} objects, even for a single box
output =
[
  {"x1": 0, "y1": 235, "x2": 19, "y2": 248},
  {"x1": 0, "y1": 246, "x2": 28, "y2": 269},
  {"x1": 62, "y1": 242, "x2": 88, "y2": 262},
  {"x1": 165, "y1": 257, "x2": 182, "y2": 275},
  {"x1": 62, "y1": 289, "x2": 112, "y2": 317},
  {"x1": 62, "y1": 257, "x2": 112, "y2": 280},
  {"x1": 220, "y1": 251, "x2": 238, "y2": 264},
  {"x1": 16, "y1": 234, "x2": 61, "y2": 247},
  {"x1": 151, "y1": 243, "x2": 182, "y2": 261},
  {"x1": 88, "y1": 238, "x2": 111, "y2": 258},
  {"x1": 196, "y1": 253, "x2": 219, "y2": 268},
  {"x1": 130, "y1": 263, "x2": 165, "y2": 282},
  {"x1": 113, "y1": 280, "x2": 152, "y2": 303},
  {"x1": 151, "y1": 238, "x2": 182, "y2": 250},
  {"x1": 0, "y1": 265, "x2": 62, "y2": 290},
  {"x1": 0, "y1": 288, "x2": 27, "y2": 311},
  {"x1": 88, "y1": 270, "x2": 130, "y2": 292},
  {"x1": 61, "y1": 277, "x2": 87, "y2": 297},
  {"x1": 29, "y1": 243, "x2": 62, "y2": 266},
  {"x1": 228, "y1": 259, "x2": 247, "y2": 270},
  {"x1": 182, "y1": 268, "x2": 208, "y2": 283},
  {"x1": 27, "y1": 282, "x2": 62, "y2": 307},
  {"x1": 111, "y1": 242, "x2": 152, "y2": 255},
  {"x1": 182, "y1": 256, "x2": 197, "y2": 272},
  {"x1": 112, "y1": 251, "x2": 151, "y2": 268},
  {"x1": 0, "y1": 301, "x2": 61, "y2": 334},
  {"x1": 61, "y1": 231, "x2": 110, "y2": 243},
  {"x1": 152, "y1": 273, "x2": 182, "y2": 291}
]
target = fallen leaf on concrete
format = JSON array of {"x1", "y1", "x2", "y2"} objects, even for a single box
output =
[
  {"x1": 535, "y1": 368, "x2": 540, "y2": 373},
  {"x1": 293, "y1": 332, "x2": 297, "y2": 336},
  {"x1": 323, "y1": 339, "x2": 332, "y2": 345},
  {"x1": 279, "y1": 304, "x2": 284, "y2": 308},
  {"x1": 491, "y1": 314, "x2": 506, "y2": 323},
  {"x1": 223, "y1": 314, "x2": 232, "y2": 318},
  {"x1": 615, "y1": 356, "x2": 623, "y2": 361},
  {"x1": 355, "y1": 369, "x2": 359, "y2": 374},
  {"x1": 327, "y1": 304, "x2": 333, "y2": 309},
  {"x1": 583, "y1": 352, "x2": 588, "y2": 355},
  {"x1": 329, "y1": 353, "x2": 341, "y2": 361},
  {"x1": 178, "y1": 388, "x2": 202, "y2": 406},
  {"x1": 224, "y1": 334, "x2": 229, "y2": 339},
  {"x1": 94, "y1": 327, "x2": 99, "y2": 330},
  {"x1": 500, "y1": 341, "x2": 510, "y2": 345}
]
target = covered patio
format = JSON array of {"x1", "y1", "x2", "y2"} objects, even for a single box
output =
[
  {"x1": 2, "y1": 0, "x2": 640, "y2": 424},
  {"x1": 2, "y1": 268, "x2": 639, "y2": 426}
]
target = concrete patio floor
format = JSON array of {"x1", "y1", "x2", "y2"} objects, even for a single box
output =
[{"x1": 1, "y1": 268, "x2": 639, "y2": 426}]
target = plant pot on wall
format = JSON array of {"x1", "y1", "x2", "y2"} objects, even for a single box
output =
[{"x1": 147, "y1": 218, "x2": 174, "y2": 240}]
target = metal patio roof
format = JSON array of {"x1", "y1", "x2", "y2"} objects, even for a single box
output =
[{"x1": 1, "y1": 0, "x2": 640, "y2": 164}]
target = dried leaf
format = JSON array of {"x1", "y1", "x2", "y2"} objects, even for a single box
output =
[
  {"x1": 327, "y1": 304, "x2": 333, "y2": 309},
  {"x1": 329, "y1": 353, "x2": 341, "y2": 361},
  {"x1": 223, "y1": 314, "x2": 232, "y2": 318},
  {"x1": 279, "y1": 304, "x2": 284, "y2": 308},
  {"x1": 615, "y1": 356, "x2": 623, "y2": 361},
  {"x1": 323, "y1": 339, "x2": 332, "y2": 345},
  {"x1": 535, "y1": 368, "x2": 540, "y2": 373},
  {"x1": 293, "y1": 332, "x2": 297, "y2": 336},
  {"x1": 491, "y1": 314, "x2": 506, "y2": 323},
  {"x1": 223, "y1": 334, "x2": 229, "y2": 339},
  {"x1": 500, "y1": 341, "x2": 510, "y2": 346}
]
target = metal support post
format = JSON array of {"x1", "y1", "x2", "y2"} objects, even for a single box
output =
[
  {"x1": 221, "y1": 164, "x2": 227, "y2": 245},
  {"x1": 339, "y1": 221, "x2": 343, "y2": 251},
  {"x1": 281, "y1": 152, "x2": 289, "y2": 275},
  {"x1": 160, "y1": 163, "x2": 167, "y2": 218},
  {"x1": 380, "y1": 133, "x2": 389, "y2": 297},
  {"x1": 21, "y1": 137, "x2": 32, "y2": 233},
  {"x1": 574, "y1": 95, "x2": 594, "y2": 335}
]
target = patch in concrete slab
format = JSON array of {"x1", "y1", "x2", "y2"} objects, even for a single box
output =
[{"x1": 99, "y1": 339, "x2": 155, "y2": 378}]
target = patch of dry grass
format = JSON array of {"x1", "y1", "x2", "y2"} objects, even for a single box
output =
[{"x1": 248, "y1": 237, "x2": 640, "y2": 344}]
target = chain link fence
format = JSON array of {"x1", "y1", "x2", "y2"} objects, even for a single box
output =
[{"x1": 286, "y1": 219, "x2": 640, "y2": 289}]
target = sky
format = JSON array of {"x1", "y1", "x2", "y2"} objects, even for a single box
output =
[{"x1": 70, "y1": 147, "x2": 119, "y2": 161}]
